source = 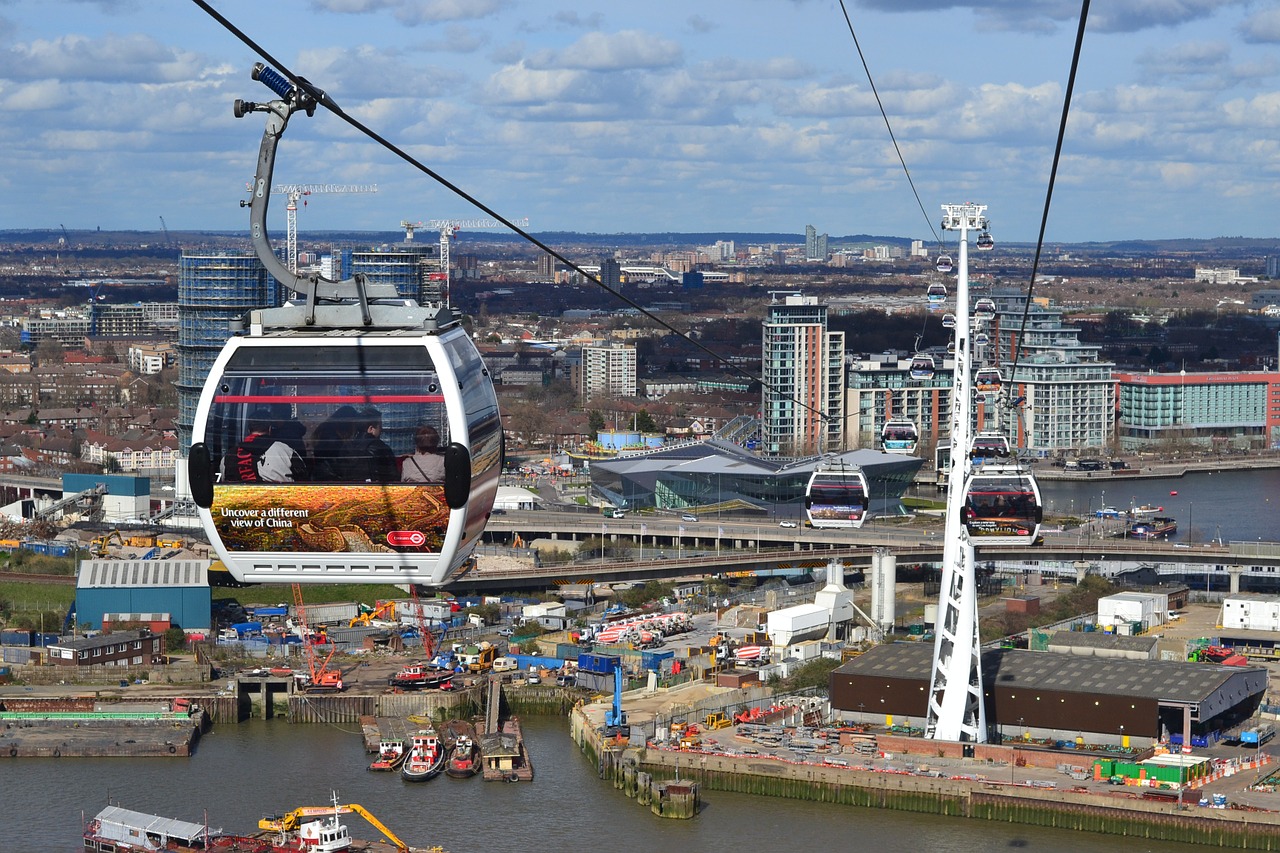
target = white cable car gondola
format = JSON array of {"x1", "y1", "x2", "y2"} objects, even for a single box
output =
[
  {"x1": 973, "y1": 331, "x2": 990, "y2": 347},
  {"x1": 936, "y1": 254, "x2": 954, "y2": 274},
  {"x1": 910, "y1": 354, "x2": 936, "y2": 380},
  {"x1": 962, "y1": 464, "x2": 1043, "y2": 545},
  {"x1": 976, "y1": 231, "x2": 994, "y2": 251},
  {"x1": 881, "y1": 419, "x2": 919, "y2": 454},
  {"x1": 187, "y1": 65, "x2": 501, "y2": 586},
  {"x1": 970, "y1": 431, "x2": 1011, "y2": 459},
  {"x1": 926, "y1": 282, "x2": 947, "y2": 306},
  {"x1": 804, "y1": 459, "x2": 870, "y2": 529},
  {"x1": 973, "y1": 298, "x2": 996, "y2": 322},
  {"x1": 941, "y1": 313, "x2": 956, "y2": 329},
  {"x1": 974, "y1": 367, "x2": 1003, "y2": 392}
]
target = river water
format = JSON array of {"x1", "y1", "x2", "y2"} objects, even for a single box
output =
[
  {"x1": 4, "y1": 715, "x2": 1204, "y2": 853},
  {"x1": 1036, "y1": 467, "x2": 1280, "y2": 544}
]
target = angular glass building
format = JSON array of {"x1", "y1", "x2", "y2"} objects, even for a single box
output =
[
  {"x1": 176, "y1": 253, "x2": 276, "y2": 453},
  {"x1": 589, "y1": 440, "x2": 922, "y2": 517}
]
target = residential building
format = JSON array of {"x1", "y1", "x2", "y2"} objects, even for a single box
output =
[
  {"x1": 986, "y1": 291, "x2": 1116, "y2": 455},
  {"x1": 846, "y1": 352, "x2": 955, "y2": 455},
  {"x1": 761, "y1": 292, "x2": 844, "y2": 456},
  {"x1": 176, "y1": 252, "x2": 276, "y2": 454},
  {"x1": 580, "y1": 343, "x2": 637, "y2": 400},
  {"x1": 804, "y1": 225, "x2": 828, "y2": 262},
  {"x1": 348, "y1": 244, "x2": 438, "y2": 303},
  {"x1": 46, "y1": 629, "x2": 165, "y2": 667},
  {"x1": 1115, "y1": 369, "x2": 1280, "y2": 451}
]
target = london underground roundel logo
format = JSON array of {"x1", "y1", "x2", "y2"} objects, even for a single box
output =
[{"x1": 387, "y1": 530, "x2": 427, "y2": 547}]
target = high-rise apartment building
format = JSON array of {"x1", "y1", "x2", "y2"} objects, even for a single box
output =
[
  {"x1": 804, "y1": 225, "x2": 828, "y2": 262},
  {"x1": 348, "y1": 244, "x2": 439, "y2": 304},
  {"x1": 986, "y1": 291, "x2": 1115, "y2": 454},
  {"x1": 846, "y1": 354, "x2": 955, "y2": 454},
  {"x1": 176, "y1": 252, "x2": 276, "y2": 454},
  {"x1": 761, "y1": 292, "x2": 844, "y2": 456},
  {"x1": 580, "y1": 343, "x2": 637, "y2": 400}
]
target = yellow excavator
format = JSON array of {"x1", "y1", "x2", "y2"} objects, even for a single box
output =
[
  {"x1": 258, "y1": 803, "x2": 409, "y2": 852},
  {"x1": 90, "y1": 530, "x2": 125, "y2": 557},
  {"x1": 349, "y1": 600, "x2": 397, "y2": 627}
]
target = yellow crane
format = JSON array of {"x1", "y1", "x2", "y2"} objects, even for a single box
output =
[{"x1": 257, "y1": 802, "x2": 408, "y2": 852}]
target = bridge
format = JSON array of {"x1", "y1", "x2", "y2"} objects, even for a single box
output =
[{"x1": 465, "y1": 511, "x2": 1280, "y2": 593}]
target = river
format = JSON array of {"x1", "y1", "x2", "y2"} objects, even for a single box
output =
[
  {"x1": 4, "y1": 715, "x2": 1207, "y2": 853},
  {"x1": 1036, "y1": 467, "x2": 1280, "y2": 544}
]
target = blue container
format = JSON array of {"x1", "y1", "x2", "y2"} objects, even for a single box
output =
[
  {"x1": 34, "y1": 633, "x2": 59, "y2": 647},
  {"x1": 0, "y1": 630, "x2": 32, "y2": 647},
  {"x1": 577, "y1": 653, "x2": 620, "y2": 675},
  {"x1": 640, "y1": 650, "x2": 675, "y2": 671}
]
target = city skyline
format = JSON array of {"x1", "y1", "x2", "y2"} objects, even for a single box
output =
[{"x1": 3, "y1": 2, "x2": 1280, "y2": 243}]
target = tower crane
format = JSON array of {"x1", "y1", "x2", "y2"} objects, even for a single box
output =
[
  {"x1": 421, "y1": 217, "x2": 529, "y2": 306},
  {"x1": 271, "y1": 184, "x2": 378, "y2": 273}
]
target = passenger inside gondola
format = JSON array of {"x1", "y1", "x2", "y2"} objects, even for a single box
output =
[
  {"x1": 311, "y1": 405, "x2": 361, "y2": 481},
  {"x1": 345, "y1": 406, "x2": 399, "y2": 483},
  {"x1": 402, "y1": 424, "x2": 446, "y2": 483}
]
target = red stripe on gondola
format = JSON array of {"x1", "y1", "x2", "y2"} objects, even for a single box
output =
[{"x1": 215, "y1": 395, "x2": 447, "y2": 404}]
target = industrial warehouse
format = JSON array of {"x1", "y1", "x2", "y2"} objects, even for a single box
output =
[{"x1": 831, "y1": 641, "x2": 1269, "y2": 747}]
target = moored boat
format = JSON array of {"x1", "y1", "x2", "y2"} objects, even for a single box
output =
[
  {"x1": 389, "y1": 663, "x2": 454, "y2": 691},
  {"x1": 1128, "y1": 516, "x2": 1177, "y2": 539},
  {"x1": 368, "y1": 736, "x2": 408, "y2": 771},
  {"x1": 1128, "y1": 504, "x2": 1164, "y2": 517},
  {"x1": 401, "y1": 728, "x2": 446, "y2": 782},
  {"x1": 83, "y1": 796, "x2": 415, "y2": 852},
  {"x1": 445, "y1": 733, "x2": 479, "y2": 778}
]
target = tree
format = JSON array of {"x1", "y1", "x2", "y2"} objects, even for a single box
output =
[
  {"x1": 33, "y1": 337, "x2": 64, "y2": 366},
  {"x1": 587, "y1": 410, "x2": 606, "y2": 434},
  {"x1": 634, "y1": 409, "x2": 659, "y2": 433}
]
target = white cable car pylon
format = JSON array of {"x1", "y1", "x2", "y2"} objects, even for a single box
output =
[{"x1": 926, "y1": 202, "x2": 988, "y2": 743}]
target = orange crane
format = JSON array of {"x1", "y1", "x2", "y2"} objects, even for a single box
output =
[
  {"x1": 292, "y1": 583, "x2": 343, "y2": 692},
  {"x1": 407, "y1": 584, "x2": 435, "y2": 660}
]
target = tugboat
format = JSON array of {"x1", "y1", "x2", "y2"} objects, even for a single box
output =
[
  {"x1": 401, "y1": 728, "x2": 446, "y2": 782},
  {"x1": 389, "y1": 663, "x2": 454, "y2": 691},
  {"x1": 446, "y1": 732, "x2": 479, "y2": 778},
  {"x1": 368, "y1": 736, "x2": 408, "y2": 771}
]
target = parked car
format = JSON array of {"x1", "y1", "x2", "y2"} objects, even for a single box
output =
[{"x1": 497, "y1": 627, "x2": 515, "y2": 637}]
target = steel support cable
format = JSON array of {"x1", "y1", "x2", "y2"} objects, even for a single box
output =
[
  {"x1": 191, "y1": 0, "x2": 832, "y2": 425},
  {"x1": 1007, "y1": 1, "x2": 1091, "y2": 399},
  {"x1": 837, "y1": 0, "x2": 942, "y2": 251}
]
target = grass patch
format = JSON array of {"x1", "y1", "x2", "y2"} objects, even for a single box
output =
[{"x1": 213, "y1": 583, "x2": 411, "y2": 606}]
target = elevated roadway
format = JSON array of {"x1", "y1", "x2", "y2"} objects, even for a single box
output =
[{"x1": 461, "y1": 510, "x2": 1280, "y2": 593}]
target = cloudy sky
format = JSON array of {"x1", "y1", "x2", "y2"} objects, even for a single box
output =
[{"x1": 2, "y1": 0, "x2": 1279, "y2": 243}]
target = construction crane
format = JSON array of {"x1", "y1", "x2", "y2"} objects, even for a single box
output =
[
  {"x1": 291, "y1": 583, "x2": 344, "y2": 692},
  {"x1": 58, "y1": 225, "x2": 70, "y2": 247},
  {"x1": 271, "y1": 184, "x2": 378, "y2": 273},
  {"x1": 407, "y1": 584, "x2": 435, "y2": 660},
  {"x1": 158, "y1": 216, "x2": 171, "y2": 248},
  {"x1": 418, "y1": 217, "x2": 529, "y2": 306}
]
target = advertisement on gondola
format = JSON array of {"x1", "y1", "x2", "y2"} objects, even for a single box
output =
[
  {"x1": 210, "y1": 484, "x2": 450, "y2": 554},
  {"x1": 964, "y1": 518, "x2": 1034, "y2": 539}
]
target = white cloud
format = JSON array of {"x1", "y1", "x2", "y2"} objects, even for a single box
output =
[
  {"x1": 525, "y1": 30, "x2": 682, "y2": 72},
  {"x1": 1238, "y1": 7, "x2": 1280, "y2": 43}
]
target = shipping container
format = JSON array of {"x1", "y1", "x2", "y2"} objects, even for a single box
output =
[
  {"x1": 299, "y1": 602, "x2": 359, "y2": 625},
  {"x1": 640, "y1": 650, "x2": 675, "y2": 671},
  {"x1": 577, "y1": 652, "x2": 620, "y2": 674},
  {"x1": 1, "y1": 630, "x2": 33, "y2": 647}
]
